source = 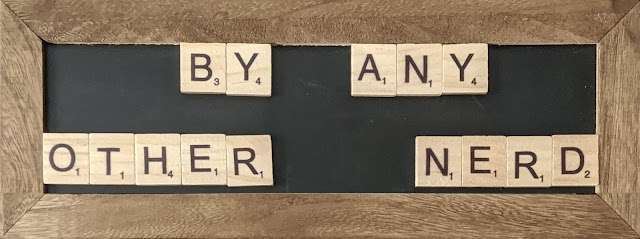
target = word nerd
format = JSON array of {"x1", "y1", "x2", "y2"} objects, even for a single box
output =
[
  {"x1": 42, "y1": 133, "x2": 273, "y2": 187},
  {"x1": 415, "y1": 135, "x2": 598, "y2": 188}
]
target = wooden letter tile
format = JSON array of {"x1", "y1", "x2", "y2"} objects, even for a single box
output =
[
  {"x1": 506, "y1": 136, "x2": 552, "y2": 188},
  {"x1": 397, "y1": 44, "x2": 443, "y2": 96},
  {"x1": 180, "y1": 43, "x2": 226, "y2": 94},
  {"x1": 552, "y1": 135, "x2": 599, "y2": 186},
  {"x1": 415, "y1": 136, "x2": 462, "y2": 187},
  {"x1": 462, "y1": 136, "x2": 507, "y2": 187},
  {"x1": 43, "y1": 133, "x2": 89, "y2": 184},
  {"x1": 226, "y1": 135, "x2": 273, "y2": 187},
  {"x1": 442, "y1": 44, "x2": 488, "y2": 95},
  {"x1": 89, "y1": 133, "x2": 135, "y2": 185},
  {"x1": 181, "y1": 134, "x2": 227, "y2": 185},
  {"x1": 226, "y1": 43, "x2": 271, "y2": 96},
  {"x1": 351, "y1": 44, "x2": 396, "y2": 97},
  {"x1": 135, "y1": 134, "x2": 181, "y2": 185}
]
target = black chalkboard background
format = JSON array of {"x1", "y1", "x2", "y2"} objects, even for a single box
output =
[{"x1": 45, "y1": 44, "x2": 596, "y2": 194}]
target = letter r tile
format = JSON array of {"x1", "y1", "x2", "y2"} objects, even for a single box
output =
[
  {"x1": 180, "y1": 43, "x2": 227, "y2": 94},
  {"x1": 415, "y1": 136, "x2": 462, "y2": 187},
  {"x1": 226, "y1": 135, "x2": 273, "y2": 187},
  {"x1": 351, "y1": 44, "x2": 397, "y2": 97},
  {"x1": 506, "y1": 136, "x2": 552, "y2": 188}
]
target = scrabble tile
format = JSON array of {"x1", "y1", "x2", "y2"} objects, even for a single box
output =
[
  {"x1": 552, "y1": 135, "x2": 599, "y2": 186},
  {"x1": 226, "y1": 43, "x2": 271, "y2": 96},
  {"x1": 135, "y1": 134, "x2": 181, "y2": 185},
  {"x1": 396, "y1": 44, "x2": 443, "y2": 96},
  {"x1": 507, "y1": 136, "x2": 552, "y2": 188},
  {"x1": 181, "y1": 134, "x2": 227, "y2": 185},
  {"x1": 180, "y1": 43, "x2": 227, "y2": 94},
  {"x1": 462, "y1": 136, "x2": 507, "y2": 187},
  {"x1": 226, "y1": 135, "x2": 273, "y2": 187},
  {"x1": 415, "y1": 136, "x2": 462, "y2": 187},
  {"x1": 43, "y1": 133, "x2": 89, "y2": 184},
  {"x1": 351, "y1": 44, "x2": 396, "y2": 97},
  {"x1": 442, "y1": 44, "x2": 489, "y2": 95},
  {"x1": 89, "y1": 133, "x2": 135, "y2": 185}
]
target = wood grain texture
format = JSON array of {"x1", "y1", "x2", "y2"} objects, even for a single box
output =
[
  {"x1": 0, "y1": 193, "x2": 42, "y2": 235},
  {"x1": 5, "y1": 194, "x2": 638, "y2": 238},
  {"x1": 2, "y1": 0, "x2": 638, "y2": 44},
  {"x1": 0, "y1": 2, "x2": 44, "y2": 236},
  {"x1": 598, "y1": 2, "x2": 640, "y2": 234}
]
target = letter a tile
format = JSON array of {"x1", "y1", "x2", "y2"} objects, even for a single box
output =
[
  {"x1": 43, "y1": 133, "x2": 89, "y2": 184},
  {"x1": 226, "y1": 135, "x2": 273, "y2": 187},
  {"x1": 442, "y1": 44, "x2": 488, "y2": 95},
  {"x1": 462, "y1": 136, "x2": 507, "y2": 187},
  {"x1": 180, "y1": 43, "x2": 226, "y2": 94},
  {"x1": 552, "y1": 135, "x2": 598, "y2": 186},
  {"x1": 506, "y1": 136, "x2": 552, "y2": 188},
  {"x1": 397, "y1": 44, "x2": 443, "y2": 96},
  {"x1": 226, "y1": 43, "x2": 271, "y2": 97},
  {"x1": 351, "y1": 44, "x2": 396, "y2": 97},
  {"x1": 415, "y1": 136, "x2": 462, "y2": 187},
  {"x1": 135, "y1": 134, "x2": 181, "y2": 185}
]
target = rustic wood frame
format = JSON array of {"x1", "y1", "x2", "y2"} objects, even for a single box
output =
[{"x1": 1, "y1": 0, "x2": 639, "y2": 237}]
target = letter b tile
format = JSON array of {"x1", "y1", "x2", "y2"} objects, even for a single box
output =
[
  {"x1": 180, "y1": 43, "x2": 227, "y2": 94},
  {"x1": 226, "y1": 135, "x2": 273, "y2": 187}
]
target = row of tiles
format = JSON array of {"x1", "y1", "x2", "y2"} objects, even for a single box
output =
[
  {"x1": 43, "y1": 133, "x2": 273, "y2": 187},
  {"x1": 179, "y1": 43, "x2": 488, "y2": 97},
  {"x1": 415, "y1": 135, "x2": 598, "y2": 188}
]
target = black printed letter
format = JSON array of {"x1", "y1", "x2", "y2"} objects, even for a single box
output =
[
  {"x1": 190, "y1": 145, "x2": 211, "y2": 173},
  {"x1": 144, "y1": 147, "x2": 167, "y2": 174},
  {"x1": 561, "y1": 147, "x2": 585, "y2": 174},
  {"x1": 450, "y1": 53, "x2": 474, "y2": 82},
  {"x1": 49, "y1": 144, "x2": 75, "y2": 172},
  {"x1": 191, "y1": 54, "x2": 212, "y2": 81},
  {"x1": 470, "y1": 146, "x2": 491, "y2": 174},
  {"x1": 97, "y1": 148, "x2": 120, "y2": 175},
  {"x1": 233, "y1": 148, "x2": 258, "y2": 175}
]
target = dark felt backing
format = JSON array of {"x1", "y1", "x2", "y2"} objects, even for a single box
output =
[{"x1": 44, "y1": 44, "x2": 595, "y2": 194}]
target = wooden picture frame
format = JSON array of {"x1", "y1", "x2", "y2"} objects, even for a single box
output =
[{"x1": 1, "y1": 0, "x2": 639, "y2": 237}]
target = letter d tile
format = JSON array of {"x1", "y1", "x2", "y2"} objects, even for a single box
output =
[{"x1": 552, "y1": 135, "x2": 599, "y2": 186}]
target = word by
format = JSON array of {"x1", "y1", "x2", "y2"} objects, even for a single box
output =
[{"x1": 180, "y1": 43, "x2": 271, "y2": 96}]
